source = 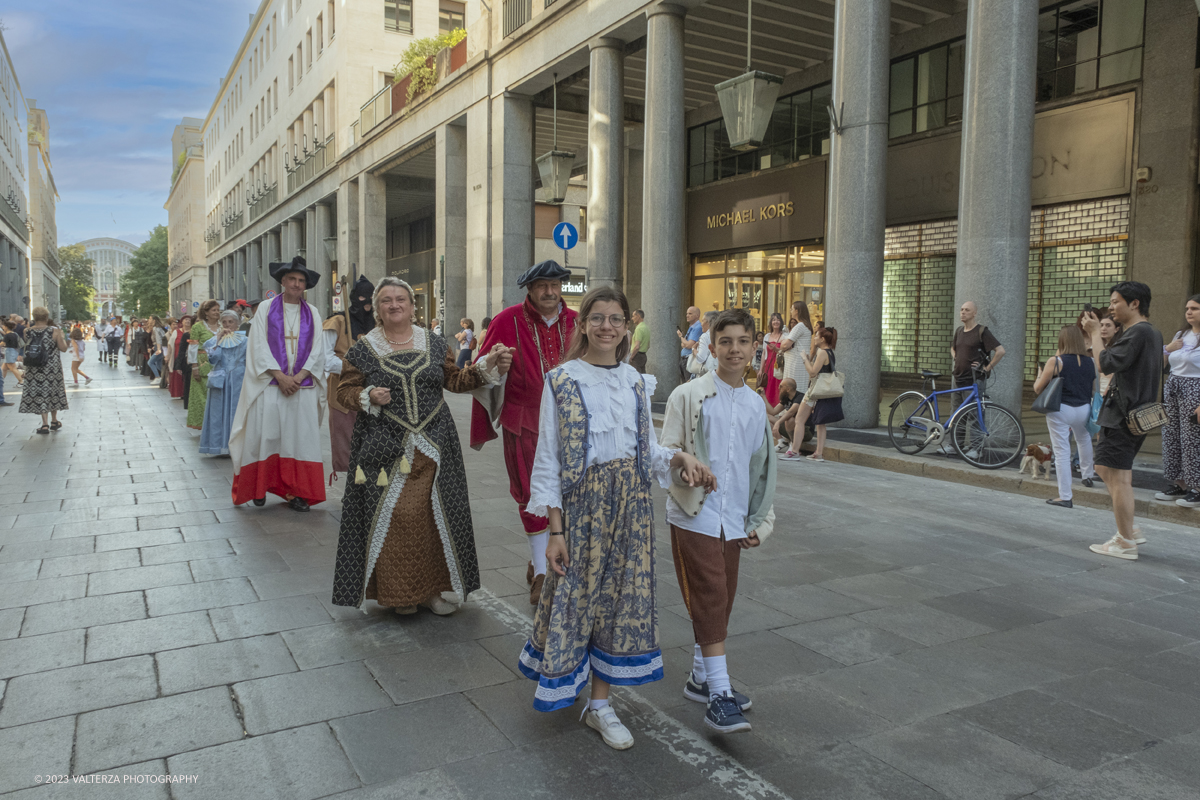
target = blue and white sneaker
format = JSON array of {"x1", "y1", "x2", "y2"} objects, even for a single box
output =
[
  {"x1": 705, "y1": 692, "x2": 752, "y2": 734},
  {"x1": 684, "y1": 672, "x2": 751, "y2": 710}
]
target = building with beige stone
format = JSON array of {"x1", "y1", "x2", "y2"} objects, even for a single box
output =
[
  {"x1": 0, "y1": 31, "x2": 29, "y2": 318},
  {"x1": 194, "y1": 0, "x2": 1198, "y2": 421},
  {"x1": 27, "y1": 100, "x2": 59, "y2": 317},
  {"x1": 81, "y1": 237, "x2": 137, "y2": 318},
  {"x1": 166, "y1": 118, "x2": 207, "y2": 317}
]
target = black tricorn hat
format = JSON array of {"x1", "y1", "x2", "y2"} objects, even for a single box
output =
[
  {"x1": 516, "y1": 259, "x2": 571, "y2": 288},
  {"x1": 268, "y1": 256, "x2": 321, "y2": 289}
]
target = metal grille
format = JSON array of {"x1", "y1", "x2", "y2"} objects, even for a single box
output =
[{"x1": 503, "y1": 0, "x2": 531, "y2": 37}]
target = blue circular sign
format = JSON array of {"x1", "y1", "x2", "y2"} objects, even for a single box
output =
[{"x1": 552, "y1": 222, "x2": 579, "y2": 251}]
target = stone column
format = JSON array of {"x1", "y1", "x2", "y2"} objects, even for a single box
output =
[
  {"x1": 1130, "y1": 0, "x2": 1199, "y2": 322},
  {"x1": 641, "y1": 4, "x2": 686, "y2": 400},
  {"x1": 359, "y1": 172, "x2": 387, "y2": 283},
  {"x1": 954, "y1": 0, "x2": 1038, "y2": 413},
  {"x1": 587, "y1": 38, "x2": 625, "y2": 291},
  {"x1": 314, "y1": 203, "x2": 333, "y2": 316},
  {"x1": 248, "y1": 238, "x2": 262, "y2": 300},
  {"x1": 490, "y1": 93, "x2": 534, "y2": 311},
  {"x1": 238, "y1": 248, "x2": 248, "y2": 299},
  {"x1": 338, "y1": 179, "x2": 359, "y2": 279},
  {"x1": 437, "y1": 123, "x2": 468, "y2": 331},
  {"x1": 465, "y1": 101, "x2": 489, "y2": 321},
  {"x1": 824, "y1": 0, "x2": 890, "y2": 427},
  {"x1": 623, "y1": 130, "x2": 644, "y2": 313}
]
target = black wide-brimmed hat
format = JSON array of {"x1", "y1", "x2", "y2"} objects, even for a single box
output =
[
  {"x1": 516, "y1": 259, "x2": 571, "y2": 287},
  {"x1": 269, "y1": 256, "x2": 321, "y2": 288}
]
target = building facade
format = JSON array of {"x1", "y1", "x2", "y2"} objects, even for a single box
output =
[
  {"x1": 192, "y1": 0, "x2": 1198, "y2": 424},
  {"x1": 165, "y1": 118, "x2": 207, "y2": 318},
  {"x1": 27, "y1": 100, "x2": 59, "y2": 317},
  {"x1": 80, "y1": 238, "x2": 137, "y2": 318},
  {"x1": 0, "y1": 31, "x2": 29, "y2": 319}
]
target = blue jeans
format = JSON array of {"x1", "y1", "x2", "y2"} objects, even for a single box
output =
[{"x1": 148, "y1": 352, "x2": 163, "y2": 379}]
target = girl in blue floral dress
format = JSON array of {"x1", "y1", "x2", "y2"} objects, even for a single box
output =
[{"x1": 521, "y1": 287, "x2": 711, "y2": 750}]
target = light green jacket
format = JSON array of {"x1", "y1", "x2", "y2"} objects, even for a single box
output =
[{"x1": 659, "y1": 371, "x2": 777, "y2": 542}]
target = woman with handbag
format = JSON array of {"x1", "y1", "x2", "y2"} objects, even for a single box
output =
[
  {"x1": 757, "y1": 313, "x2": 786, "y2": 405},
  {"x1": 787, "y1": 326, "x2": 843, "y2": 462},
  {"x1": 1033, "y1": 326, "x2": 1097, "y2": 508}
]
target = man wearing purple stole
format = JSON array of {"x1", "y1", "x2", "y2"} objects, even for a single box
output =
[{"x1": 228, "y1": 257, "x2": 328, "y2": 511}]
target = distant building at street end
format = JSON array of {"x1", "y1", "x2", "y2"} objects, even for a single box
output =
[
  {"x1": 0, "y1": 31, "x2": 30, "y2": 318},
  {"x1": 27, "y1": 100, "x2": 59, "y2": 318},
  {"x1": 80, "y1": 238, "x2": 137, "y2": 318},
  {"x1": 165, "y1": 118, "x2": 207, "y2": 318}
]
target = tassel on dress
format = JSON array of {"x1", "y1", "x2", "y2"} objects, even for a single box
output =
[
  {"x1": 354, "y1": 466, "x2": 366, "y2": 485},
  {"x1": 376, "y1": 469, "x2": 389, "y2": 486},
  {"x1": 399, "y1": 456, "x2": 411, "y2": 474}
]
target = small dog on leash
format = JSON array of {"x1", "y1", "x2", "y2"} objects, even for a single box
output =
[{"x1": 1020, "y1": 443, "x2": 1053, "y2": 480}]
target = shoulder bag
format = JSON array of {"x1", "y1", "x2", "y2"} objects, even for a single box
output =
[
  {"x1": 1031, "y1": 357, "x2": 1063, "y2": 414},
  {"x1": 1109, "y1": 380, "x2": 1170, "y2": 436},
  {"x1": 807, "y1": 351, "x2": 844, "y2": 400}
]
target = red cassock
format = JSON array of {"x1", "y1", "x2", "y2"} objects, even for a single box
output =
[{"x1": 471, "y1": 298, "x2": 577, "y2": 533}]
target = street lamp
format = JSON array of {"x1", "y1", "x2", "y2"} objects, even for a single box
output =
[
  {"x1": 714, "y1": 0, "x2": 783, "y2": 151},
  {"x1": 536, "y1": 73, "x2": 575, "y2": 204}
]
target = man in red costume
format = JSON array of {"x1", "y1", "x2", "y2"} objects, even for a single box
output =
[{"x1": 471, "y1": 260, "x2": 577, "y2": 605}]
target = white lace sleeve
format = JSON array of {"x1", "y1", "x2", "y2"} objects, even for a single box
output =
[
  {"x1": 324, "y1": 330, "x2": 342, "y2": 376},
  {"x1": 526, "y1": 384, "x2": 563, "y2": 517},
  {"x1": 360, "y1": 386, "x2": 381, "y2": 416},
  {"x1": 648, "y1": 412, "x2": 678, "y2": 490}
]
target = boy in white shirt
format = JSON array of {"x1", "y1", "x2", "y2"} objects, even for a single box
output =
[{"x1": 660, "y1": 308, "x2": 777, "y2": 734}]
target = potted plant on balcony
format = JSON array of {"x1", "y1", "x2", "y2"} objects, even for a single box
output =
[{"x1": 391, "y1": 27, "x2": 467, "y2": 113}]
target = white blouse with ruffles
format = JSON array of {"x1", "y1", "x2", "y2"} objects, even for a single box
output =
[{"x1": 527, "y1": 359, "x2": 677, "y2": 517}]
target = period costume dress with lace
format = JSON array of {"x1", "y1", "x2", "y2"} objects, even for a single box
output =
[
  {"x1": 331, "y1": 326, "x2": 497, "y2": 608},
  {"x1": 186, "y1": 321, "x2": 218, "y2": 430},
  {"x1": 519, "y1": 360, "x2": 676, "y2": 711}
]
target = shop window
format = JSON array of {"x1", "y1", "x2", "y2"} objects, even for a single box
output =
[
  {"x1": 686, "y1": 84, "x2": 831, "y2": 187},
  {"x1": 889, "y1": 40, "x2": 965, "y2": 139},
  {"x1": 1036, "y1": 0, "x2": 1144, "y2": 102}
]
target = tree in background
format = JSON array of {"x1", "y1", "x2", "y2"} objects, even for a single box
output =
[
  {"x1": 116, "y1": 225, "x2": 169, "y2": 317},
  {"x1": 58, "y1": 243, "x2": 96, "y2": 321}
]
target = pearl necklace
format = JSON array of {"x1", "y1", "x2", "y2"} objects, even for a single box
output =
[{"x1": 385, "y1": 329, "x2": 415, "y2": 347}]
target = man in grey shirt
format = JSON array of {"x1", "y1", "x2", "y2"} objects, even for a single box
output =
[{"x1": 1081, "y1": 281, "x2": 1163, "y2": 561}]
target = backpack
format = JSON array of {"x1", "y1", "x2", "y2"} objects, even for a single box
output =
[{"x1": 23, "y1": 329, "x2": 48, "y2": 368}]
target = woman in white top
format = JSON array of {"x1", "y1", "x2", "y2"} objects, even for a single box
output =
[
  {"x1": 779, "y1": 300, "x2": 814, "y2": 394},
  {"x1": 454, "y1": 318, "x2": 475, "y2": 369},
  {"x1": 1158, "y1": 294, "x2": 1200, "y2": 507},
  {"x1": 522, "y1": 286, "x2": 710, "y2": 750}
]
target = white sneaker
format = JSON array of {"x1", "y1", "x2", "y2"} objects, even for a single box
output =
[
  {"x1": 585, "y1": 705, "x2": 634, "y2": 750},
  {"x1": 1130, "y1": 526, "x2": 1146, "y2": 545},
  {"x1": 774, "y1": 441, "x2": 787, "y2": 452},
  {"x1": 421, "y1": 594, "x2": 458, "y2": 616},
  {"x1": 1089, "y1": 535, "x2": 1138, "y2": 561}
]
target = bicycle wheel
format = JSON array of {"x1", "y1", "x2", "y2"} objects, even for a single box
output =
[
  {"x1": 888, "y1": 391, "x2": 933, "y2": 455},
  {"x1": 950, "y1": 402, "x2": 1025, "y2": 469}
]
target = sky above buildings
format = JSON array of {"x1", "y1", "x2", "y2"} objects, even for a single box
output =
[{"x1": 4, "y1": 0, "x2": 259, "y2": 247}]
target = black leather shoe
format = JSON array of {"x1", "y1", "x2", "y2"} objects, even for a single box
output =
[
  {"x1": 288, "y1": 496, "x2": 310, "y2": 512},
  {"x1": 1046, "y1": 498, "x2": 1073, "y2": 508},
  {"x1": 252, "y1": 498, "x2": 266, "y2": 507},
  {"x1": 1082, "y1": 477, "x2": 1094, "y2": 488}
]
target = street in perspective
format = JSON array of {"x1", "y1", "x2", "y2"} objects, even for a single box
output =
[{"x1": 2, "y1": 0, "x2": 1200, "y2": 799}]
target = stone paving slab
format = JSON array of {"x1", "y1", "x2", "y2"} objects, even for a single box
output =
[{"x1": 6, "y1": 367, "x2": 1200, "y2": 798}]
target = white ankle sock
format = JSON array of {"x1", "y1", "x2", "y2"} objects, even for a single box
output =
[
  {"x1": 528, "y1": 531, "x2": 549, "y2": 576},
  {"x1": 589, "y1": 698, "x2": 610, "y2": 711},
  {"x1": 692, "y1": 645, "x2": 706, "y2": 682},
  {"x1": 703, "y1": 655, "x2": 730, "y2": 698}
]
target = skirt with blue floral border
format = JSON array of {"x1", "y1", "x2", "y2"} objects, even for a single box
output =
[{"x1": 518, "y1": 457, "x2": 662, "y2": 711}]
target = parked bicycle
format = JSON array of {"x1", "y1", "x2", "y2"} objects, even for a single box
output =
[{"x1": 887, "y1": 366, "x2": 1025, "y2": 469}]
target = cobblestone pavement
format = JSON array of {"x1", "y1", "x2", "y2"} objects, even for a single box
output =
[{"x1": 2, "y1": 359, "x2": 1200, "y2": 800}]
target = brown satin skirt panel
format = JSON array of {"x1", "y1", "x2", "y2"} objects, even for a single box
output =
[{"x1": 365, "y1": 451, "x2": 453, "y2": 607}]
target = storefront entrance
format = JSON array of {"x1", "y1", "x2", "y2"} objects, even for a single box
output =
[{"x1": 692, "y1": 245, "x2": 825, "y2": 331}]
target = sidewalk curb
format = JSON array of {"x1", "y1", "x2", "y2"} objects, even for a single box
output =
[{"x1": 816, "y1": 439, "x2": 1200, "y2": 530}]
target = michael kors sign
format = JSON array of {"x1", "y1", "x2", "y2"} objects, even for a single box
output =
[{"x1": 688, "y1": 160, "x2": 826, "y2": 253}]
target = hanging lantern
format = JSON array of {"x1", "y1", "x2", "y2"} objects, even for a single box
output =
[
  {"x1": 536, "y1": 73, "x2": 575, "y2": 204},
  {"x1": 714, "y1": 0, "x2": 783, "y2": 151},
  {"x1": 322, "y1": 236, "x2": 338, "y2": 263}
]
